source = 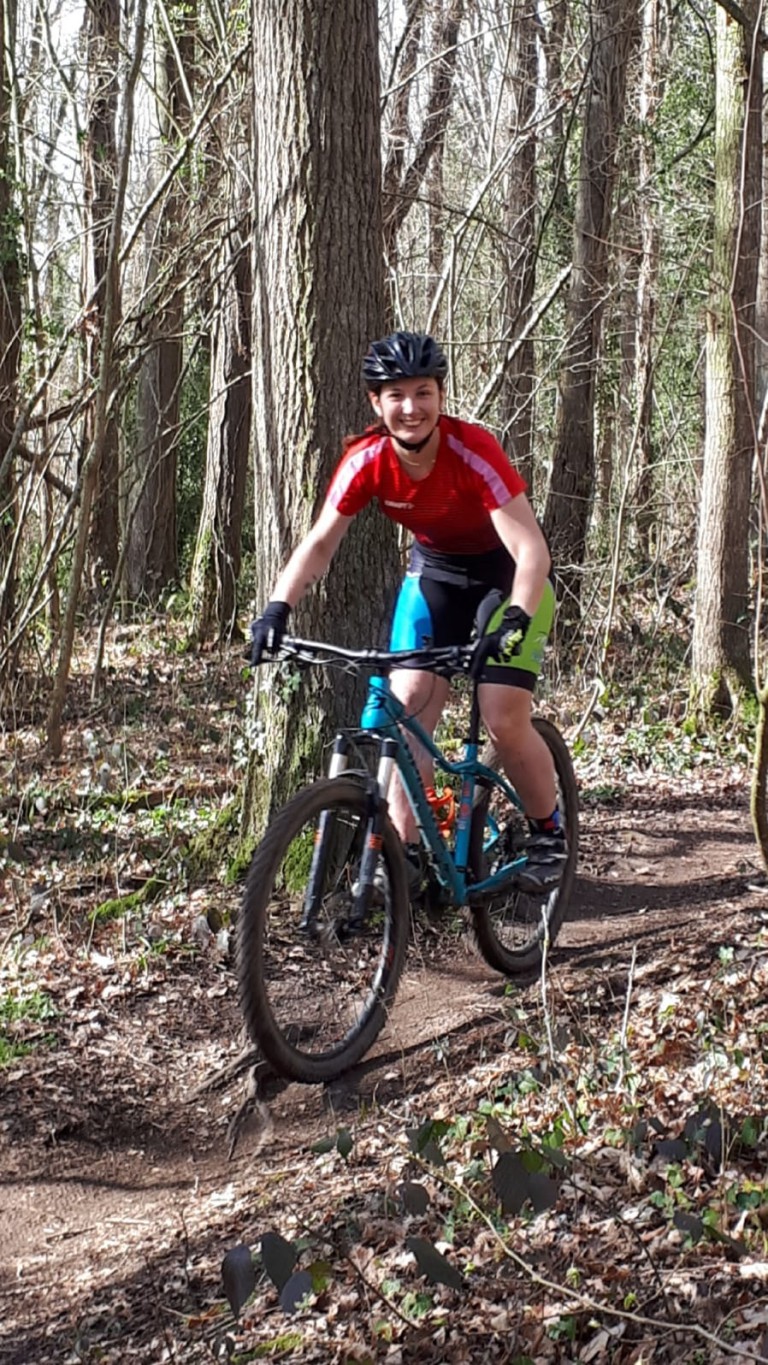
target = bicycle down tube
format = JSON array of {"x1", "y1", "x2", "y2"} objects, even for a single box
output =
[{"x1": 358, "y1": 672, "x2": 526, "y2": 906}]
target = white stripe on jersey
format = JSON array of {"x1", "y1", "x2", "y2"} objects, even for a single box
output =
[
  {"x1": 327, "y1": 438, "x2": 387, "y2": 508},
  {"x1": 446, "y1": 432, "x2": 512, "y2": 506}
]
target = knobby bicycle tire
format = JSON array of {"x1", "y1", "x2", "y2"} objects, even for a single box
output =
[
  {"x1": 469, "y1": 717, "x2": 579, "y2": 978},
  {"x1": 237, "y1": 776, "x2": 410, "y2": 1084}
]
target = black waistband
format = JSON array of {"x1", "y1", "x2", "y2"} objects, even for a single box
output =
[{"x1": 409, "y1": 542, "x2": 515, "y2": 590}]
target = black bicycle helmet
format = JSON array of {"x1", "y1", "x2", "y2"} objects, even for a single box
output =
[{"x1": 362, "y1": 331, "x2": 448, "y2": 390}]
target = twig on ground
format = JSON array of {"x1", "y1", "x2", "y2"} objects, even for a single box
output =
[
  {"x1": 416, "y1": 1154, "x2": 768, "y2": 1363},
  {"x1": 616, "y1": 942, "x2": 637, "y2": 1090},
  {"x1": 540, "y1": 909, "x2": 575, "y2": 1127}
]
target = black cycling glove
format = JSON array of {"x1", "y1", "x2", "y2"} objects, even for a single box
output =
[
  {"x1": 249, "y1": 600, "x2": 291, "y2": 666},
  {"x1": 473, "y1": 604, "x2": 531, "y2": 675}
]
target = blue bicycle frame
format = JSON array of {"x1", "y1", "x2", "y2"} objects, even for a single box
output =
[{"x1": 359, "y1": 673, "x2": 526, "y2": 906}]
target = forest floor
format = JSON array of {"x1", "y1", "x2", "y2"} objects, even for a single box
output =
[{"x1": 1, "y1": 627, "x2": 767, "y2": 1365}]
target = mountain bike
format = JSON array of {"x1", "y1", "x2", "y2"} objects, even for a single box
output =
[{"x1": 238, "y1": 637, "x2": 578, "y2": 1084}]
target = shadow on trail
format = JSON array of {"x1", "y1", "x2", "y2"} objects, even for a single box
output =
[
  {"x1": 0, "y1": 1218, "x2": 221, "y2": 1365},
  {"x1": 318, "y1": 865, "x2": 763, "y2": 1108},
  {"x1": 321, "y1": 1000, "x2": 511, "y2": 1113},
  {"x1": 0, "y1": 1167, "x2": 195, "y2": 1197},
  {"x1": 579, "y1": 787, "x2": 750, "y2": 818},
  {"x1": 569, "y1": 870, "x2": 756, "y2": 922}
]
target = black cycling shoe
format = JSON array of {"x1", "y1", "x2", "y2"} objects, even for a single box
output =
[
  {"x1": 515, "y1": 827, "x2": 567, "y2": 895},
  {"x1": 403, "y1": 843, "x2": 428, "y2": 895}
]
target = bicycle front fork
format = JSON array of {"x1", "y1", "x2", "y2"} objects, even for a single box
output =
[{"x1": 300, "y1": 735, "x2": 397, "y2": 933}]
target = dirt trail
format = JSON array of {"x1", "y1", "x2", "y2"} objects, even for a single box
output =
[{"x1": 0, "y1": 788, "x2": 763, "y2": 1363}]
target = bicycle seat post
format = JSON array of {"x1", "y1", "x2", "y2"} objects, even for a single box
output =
[{"x1": 467, "y1": 682, "x2": 482, "y2": 749}]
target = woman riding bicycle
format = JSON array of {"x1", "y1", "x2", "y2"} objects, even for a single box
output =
[{"x1": 250, "y1": 331, "x2": 566, "y2": 893}]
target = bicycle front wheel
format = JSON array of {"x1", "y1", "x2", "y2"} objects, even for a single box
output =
[
  {"x1": 469, "y1": 717, "x2": 579, "y2": 978},
  {"x1": 237, "y1": 776, "x2": 410, "y2": 1084}
]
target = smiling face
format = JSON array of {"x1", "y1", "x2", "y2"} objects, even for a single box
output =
[{"x1": 369, "y1": 376, "x2": 443, "y2": 446}]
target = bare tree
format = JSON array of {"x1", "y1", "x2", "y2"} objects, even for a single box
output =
[
  {"x1": 543, "y1": 0, "x2": 636, "y2": 627},
  {"x1": 188, "y1": 217, "x2": 251, "y2": 644},
  {"x1": 0, "y1": 0, "x2": 22, "y2": 655},
  {"x1": 82, "y1": 0, "x2": 121, "y2": 595},
  {"x1": 382, "y1": 0, "x2": 464, "y2": 291},
  {"x1": 691, "y1": 0, "x2": 760, "y2": 714},
  {"x1": 123, "y1": 0, "x2": 196, "y2": 604},
  {"x1": 47, "y1": 0, "x2": 149, "y2": 755},
  {"x1": 497, "y1": 2, "x2": 539, "y2": 490},
  {"x1": 244, "y1": 0, "x2": 401, "y2": 842},
  {"x1": 630, "y1": 0, "x2": 665, "y2": 558}
]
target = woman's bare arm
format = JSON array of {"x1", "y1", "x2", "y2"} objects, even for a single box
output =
[
  {"x1": 271, "y1": 502, "x2": 353, "y2": 607},
  {"x1": 490, "y1": 497, "x2": 551, "y2": 616}
]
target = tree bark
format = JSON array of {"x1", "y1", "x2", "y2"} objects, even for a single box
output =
[
  {"x1": 245, "y1": 0, "x2": 401, "y2": 846},
  {"x1": 189, "y1": 222, "x2": 251, "y2": 644},
  {"x1": 691, "y1": 1, "x2": 759, "y2": 714},
  {"x1": 0, "y1": 0, "x2": 22, "y2": 661},
  {"x1": 543, "y1": 0, "x2": 636, "y2": 627},
  {"x1": 82, "y1": 0, "x2": 121, "y2": 595}
]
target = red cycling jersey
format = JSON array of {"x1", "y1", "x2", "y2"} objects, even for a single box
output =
[{"x1": 325, "y1": 415, "x2": 526, "y2": 556}]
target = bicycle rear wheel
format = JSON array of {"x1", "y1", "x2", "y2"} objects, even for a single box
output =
[
  {"x1": 469, "y1": 717, "x2": 578, "y2": 978},
  {"x1": 237, "y1": 776, "x2": 409, "y2": 1083}
]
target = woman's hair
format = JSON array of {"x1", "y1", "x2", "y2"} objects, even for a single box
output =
[{"x1": 342, "y1": 419, "x2": 387, "y2": 453}]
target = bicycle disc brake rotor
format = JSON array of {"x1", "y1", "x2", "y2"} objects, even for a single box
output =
[{"x1": 261, "y1": 808, "x2": 392, "y2": 1058}]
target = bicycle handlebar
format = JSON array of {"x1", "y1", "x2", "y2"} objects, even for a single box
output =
[{"x1": 268, "y1": 636, "x2": 479, "y2": 674}]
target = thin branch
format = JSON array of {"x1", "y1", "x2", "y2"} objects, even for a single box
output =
[
  {"x1": 418, "y1": 1157, "x2": 768, "y2": 1361},
  {"x1": 15, "y1": 447, "x2": 76, "y2": 499},
  {"x1": 470, "y1": 265, "x2": 572, "y2": 422}
]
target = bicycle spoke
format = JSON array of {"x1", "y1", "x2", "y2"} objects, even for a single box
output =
[
  {"x1": 470, "y1": 718, "x2": 579, "y2": 976},
  {"x1": 238, "y1": 778, "x2": 409, "y2": 1082}
]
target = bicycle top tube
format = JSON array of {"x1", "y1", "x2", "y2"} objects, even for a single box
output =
[{"x1": 271, "y1": 636, "x2": 478, "y2": 675}]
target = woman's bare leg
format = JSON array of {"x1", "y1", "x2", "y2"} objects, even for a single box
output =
[
  {"x1": 387, "y1": 670, "x2": 450, "y2": 842},
  {"x1": 478, "y1": 683, "x2": 556, "y2": 818}
]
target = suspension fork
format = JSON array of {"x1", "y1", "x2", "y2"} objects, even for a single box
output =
[
  {"x1": 300, "y1": 734, "x2": 351, "y2": 931},
  {"x1": 300, "y1": 735, "x2": 397, "y2": 932},
  {"x1": 347, "y1": 738, "x2": 398, "y2": 929}
]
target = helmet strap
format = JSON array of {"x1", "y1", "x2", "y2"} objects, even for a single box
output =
[
  {"x1": 385, "y1": 415, "x2": 441, "y2": 455},
  {"x1": 391, "y1": 430, "x2": 433, "y2": 454}
]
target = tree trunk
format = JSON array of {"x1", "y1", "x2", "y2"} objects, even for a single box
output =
[
  {"x1": 752, "y1": 684, "x2": 768, "y2": 876},
  {"x1": 245, "y1": 0, "x2": 401, "y2": 847},
  {"x1": 631, "y1": 0, "x2": 662, "y2": 560},
  {"x1": 123, "y1": 1, "x2": 195, "y2": 605},
  {"x1": 691, "y1": 2, "x2": 759, "y2": 715},
  {"x1": 47, "y1": 0, "x2": 148, "y2": 754},
  {"x1": 82, "y1": 0, "x2": 121, "y2": 597},
  {"x1": 543, "y1": 0, "x2": 635, "y2": 627},
  {"x1": 0, "y1": 0, "x2": 22, "y2": 661},
  {"x1": 498, "y1": 4, "x2": 538, "y2": 492},
  {"x1": 189, "y1": 223, "x2": 251, "y2": 644},
  {"x1": 539, "y1": 0, "x2": 571, "y2": 268}
]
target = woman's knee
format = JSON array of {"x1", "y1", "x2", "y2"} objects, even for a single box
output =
[
  {"x1": 479, "y1": 683, "x2": 533, "y2": 745},
  {"x1": 390, "y1": 669, "x2": 449, "y2": 730}
]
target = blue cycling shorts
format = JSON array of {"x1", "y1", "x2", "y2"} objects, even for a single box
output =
[{"x1": 389, "y1": 545, "x2": 554, "y2": 692}]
